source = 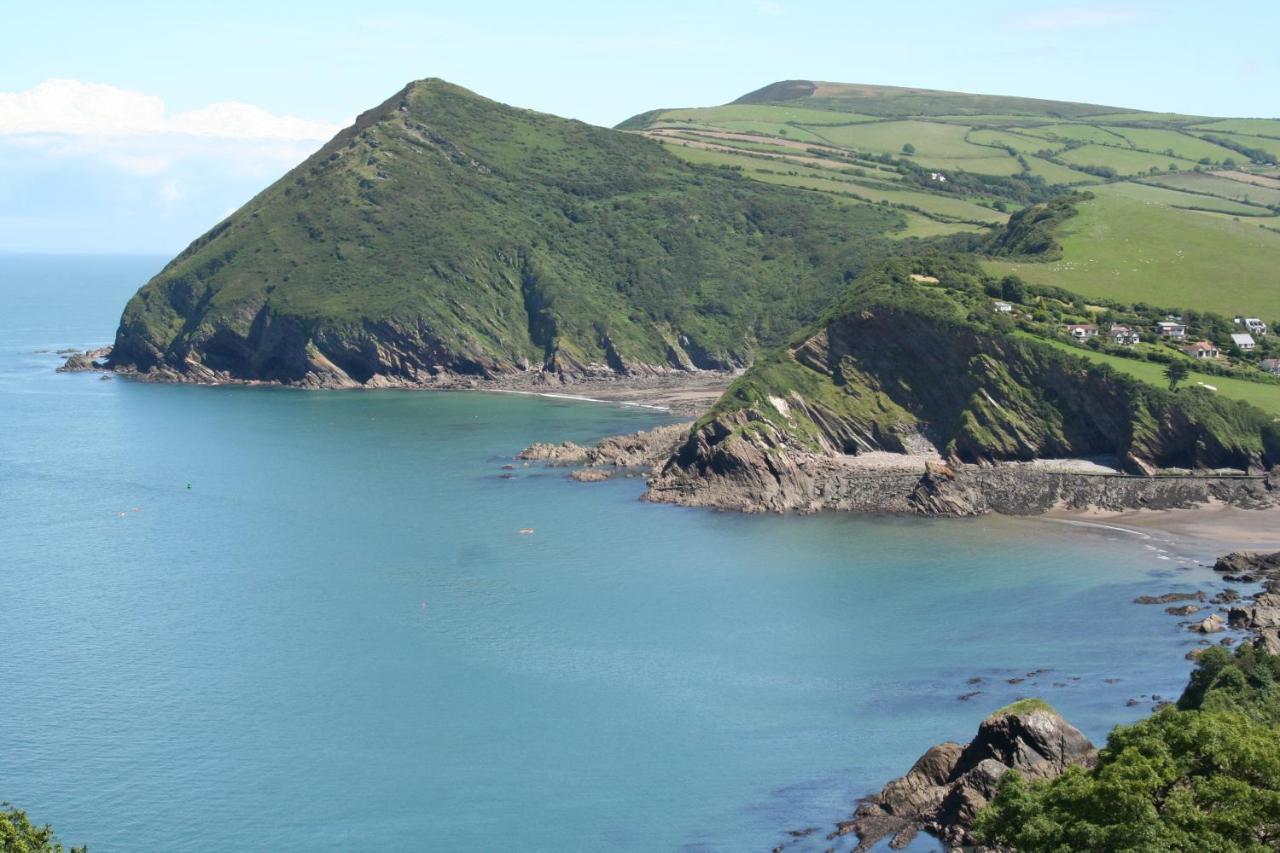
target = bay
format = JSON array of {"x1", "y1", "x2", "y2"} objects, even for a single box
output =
[{"x1": 0, "y1": 255, "x2": 1224, "y2": 851}]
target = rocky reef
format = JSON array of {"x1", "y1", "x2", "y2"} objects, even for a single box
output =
[{"x1": 837, "y1": 701, "x2": 1097, "y2": 851}]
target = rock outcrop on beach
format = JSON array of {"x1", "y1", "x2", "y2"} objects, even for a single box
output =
[
  {"x1": 518, "y1": 422, "x2": 692, "y2": 473},
  {"x1": 1215, "y1": 552, "x2": 1280, "y2": 653},
  {"x1": 102, "y1": 79, "x2": 895, "y2": 388},
  {"x1": 646, "y1": 264, "x2": 1280, "y2": 515},
  {"x1": 838, "y1": 701, "x2": 1096, "y2": 851}
]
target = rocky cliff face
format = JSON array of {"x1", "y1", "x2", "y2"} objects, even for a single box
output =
[
  {"x1": 839, "y1": 703, "x2": 1097, "y2": 850},
  {"x1": 647, "y1": 275, "x2": 1280, "y2": 514}
]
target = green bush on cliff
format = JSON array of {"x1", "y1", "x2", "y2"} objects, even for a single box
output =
[
  {"x1": 1, "y1": 805, "x2": 84, "y2": 853},
  {"x1": 975, "y1": 647, "x2": 1280, "y2": 852}
]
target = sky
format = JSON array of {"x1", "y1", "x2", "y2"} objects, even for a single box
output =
[{"x1": 2, "y1": 0, "x2": 1278, "y2": 254}]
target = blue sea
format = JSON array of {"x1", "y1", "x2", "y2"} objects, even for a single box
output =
[{"x1": 0, "y1": 255, "x2": 1234, "y2": 851}]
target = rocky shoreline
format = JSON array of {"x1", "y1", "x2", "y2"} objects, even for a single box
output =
[
  {"x1": 57, "y1": 346, "x2": 735, "y2": 416},
  {"x1": 647, "y1": 452, "x2": 1280, "y2": 516},
  {"x1": 516, "y1": 418, "x2": 1279, "y2": 517}
]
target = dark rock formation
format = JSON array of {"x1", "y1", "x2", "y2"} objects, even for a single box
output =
[
  {"x1": 518, "y1": 422, "x2": 691, "y2": 472},
  {"x1": 838, "y1": 703, "x2": 1096, "y2": 851},
  {"x1": 57, "y1": 346, "x2": 112, "y2": 373}
]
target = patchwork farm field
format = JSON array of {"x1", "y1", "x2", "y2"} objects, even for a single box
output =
[
  {"x1": 655, "y1": 140, "x2": 1006, "y2": 225},
  {"x1": 624, "y1": 81, "x2": 1279, "y2": 313}
]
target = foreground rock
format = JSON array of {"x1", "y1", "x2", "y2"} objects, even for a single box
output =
[
  {"x1": 518, "y1": 422, "x2": 692, "y2": 472},
  {"x1": 838, "y1": 701, "x2": 1096, "y2": 851}
]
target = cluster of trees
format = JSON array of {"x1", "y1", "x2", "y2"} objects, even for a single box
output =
[
  {"x1": 976, "y1": 646, "x2": 1280, "y2": 850},
  {"x1": 1204, "y1": 135, "x2": 1278, "y2": 166}
]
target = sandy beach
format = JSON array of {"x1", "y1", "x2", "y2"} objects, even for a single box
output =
[{"x1": 1046, "y1": 502, "x2": 1280, "y2": 551}]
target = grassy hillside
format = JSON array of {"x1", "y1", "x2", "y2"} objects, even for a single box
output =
[
  {"x1": 621, "y1": 80, "x2": 1280, "y2": 319},
  {"x1": 987, "y1": 186, "x2": 1280, "y2": 319},
  {"x1": 110, "y1": 80, "x2": 901, "y2": 384}
]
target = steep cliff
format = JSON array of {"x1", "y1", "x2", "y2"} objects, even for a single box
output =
[
  {"x1": 648, "y1": 265, "x2": 1280, "y2": 512},
  {"x1": 107, "y1": 79, "x2": 897, "y2": 386}
]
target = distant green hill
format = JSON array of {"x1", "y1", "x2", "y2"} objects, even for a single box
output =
[
  {"x1": 620, "y1": 80, "x2": 1280, "y2": 319},
  {"x1": 109, "y1": 79, "x2": 898, "y2": 385},
  {"x1": 731, "y1": 79, "x2": 1140, "y2": 118}
]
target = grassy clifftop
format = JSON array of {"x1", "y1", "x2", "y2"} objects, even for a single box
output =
[
  {"x1": 683, "y1": 260, "x2": 1280, "y2": 474},
  {"x1": 110, "y1": 79, "x2": 899, "y2": 385}
]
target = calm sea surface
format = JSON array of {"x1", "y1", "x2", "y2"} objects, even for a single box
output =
[{"x1": 0, "y1": 255, "x2": 1231, "y2": 851}]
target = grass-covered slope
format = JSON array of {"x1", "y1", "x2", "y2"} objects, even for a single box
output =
[
  {"x1": 110, "y1": 80, "x2": 899, "y2": 385},
  {"x1": 670, "y1": 260, "x2": 1280, "y2": 478}
]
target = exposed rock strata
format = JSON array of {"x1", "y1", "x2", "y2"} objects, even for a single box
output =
[
  {"x1": 646, "y1": 448, "x2": 1278, "y2": 515},
  {"x1": 838, "y1": 705, "x2": 1096, "y2": 851}
]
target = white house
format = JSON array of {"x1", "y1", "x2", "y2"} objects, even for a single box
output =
[
  {"x1": 1261, "y1": 358, "x2": 1280, "y2": 376},
  {"x1": 1245, "y1": 318, "x2": 1269, "y2": 337},
  {"x1": 993, "y1": 301, "x2": 1013, "y2": 314},
  {"x1": 1156, "y1": 321, "x2": 1187, "y2": 340},
  {"x1": 1231, "y1": 333, "x2": 1257, "y2": 352},
  {"x1": 1182, "y1": 340, "x2": 1220, "y2": 359},
  {"x1": 1066, "y1": 323, "x2": 1099, "y2": 340},
  {"x1": 1109, "y1": 324, "x2": 1140, "y2": 346}
]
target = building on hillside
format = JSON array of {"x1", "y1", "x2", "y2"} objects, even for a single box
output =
[
  {"x1": 1233, "y1": 315, "x2": 1264, "y2": 335},
  {"x1": 1156, "y1": 321, "x2": 1187, "y2": 340},
  {"x1": 1261, "y1": 358, "x2": 1280, "y2": 376},
  {"x1": 1066, "y1": 323, "x2": 1098, "y2": 340},
  {"x1": 929, "y1": 172, "x2": 948, "y2": 183},
  {"x1": 1182, "y1": 340, "x2": 1220, "y2": 360},
  {"x1": 1230, "y1": 333, "x2": 1257, "y2": 352},
  {"x1": 1108, "y1": 324, "x2": 1140, "y2": 345},
  {"x1": 993, "y1": 301, "x2": 1013, "y2": 314}
]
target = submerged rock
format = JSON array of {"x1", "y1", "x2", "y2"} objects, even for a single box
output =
[{"x1": 837, "y1": 701, "x2": 1096, "y2": 851}]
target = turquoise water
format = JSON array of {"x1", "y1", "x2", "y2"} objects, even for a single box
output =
[{"x1": 0, "y1": 256, "x2": 1230, "y2": 852}]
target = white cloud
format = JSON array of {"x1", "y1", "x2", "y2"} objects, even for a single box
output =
[
  {"x1": 0, "y1": 78, "x2": 342, "y2": 140},
  {"x1": 159, "y1": 180, "x2": 182, "y2": 203},
  {"x1": 1007, "y1": 6, "x2": 1139, "y2": 32}
]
